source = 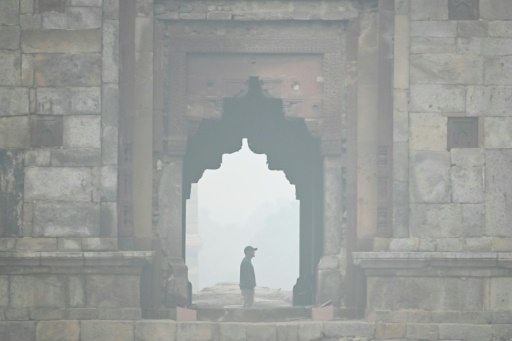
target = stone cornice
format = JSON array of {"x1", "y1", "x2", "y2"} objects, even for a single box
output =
[
  {"x1": 0, "y1": 251, "x2": 154, "y2": 275},
  {"x1": 352, "y1": 252, "x2": 512, "y2": 269}
]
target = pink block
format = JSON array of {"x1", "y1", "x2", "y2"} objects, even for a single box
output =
[
  {"x1": 176, "y1": 307, "x2": 197, "y2": 321},
  {"x1": 311, "y1": 305, "x2": 334, "y2": 321}
]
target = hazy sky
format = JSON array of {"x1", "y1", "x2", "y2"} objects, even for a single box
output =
[{"x1": 188, "y1": 139, "x2": 300, "y2": 291}]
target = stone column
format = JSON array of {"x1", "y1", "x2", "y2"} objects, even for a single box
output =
[
  {"x1": 316, "y1": 155, "x2": 345, "y2": 307},
  {"x1": 157, "y1": 155, "x2": 190, "y2": 307}
]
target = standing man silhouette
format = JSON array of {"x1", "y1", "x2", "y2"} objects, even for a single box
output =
[{"x1": 240, "y1": 246, "x2": 257, "y2": 308}]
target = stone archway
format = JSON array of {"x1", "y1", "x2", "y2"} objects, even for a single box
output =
[
  {"x1": 139, "y1": 20, "x2": 358, "y2": 315},
  {"x1": 183, "y1": 77, "x2": 324, "y2": 305}
]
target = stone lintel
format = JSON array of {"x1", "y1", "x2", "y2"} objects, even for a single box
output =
[
  {"x1": 0, "y1": 251, "x2": 154, "y2": 273},
  {"x1": 353, "y1": 252, "x2": 509, "y2": 271}
]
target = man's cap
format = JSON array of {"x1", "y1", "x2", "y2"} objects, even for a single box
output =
[{"x1": 244, "y1": 246, "x2": 258, "y2": 253}]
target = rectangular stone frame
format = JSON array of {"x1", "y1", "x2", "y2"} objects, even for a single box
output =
[{"x1": 153, "y1": 22, "x2": 356, "y2": 309}]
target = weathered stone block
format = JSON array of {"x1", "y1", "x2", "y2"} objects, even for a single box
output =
[
  {"x1": 435, "y1": 237, "x2": 464, "y2": 251},
  {"x1": 411, "y1": 37, "x2": 456, "y2": 54},
  {"x1": 33, "y1": 202, "x2": 100, "y2": 237},
  {"x1": 24, "y1": 149, "x2": 51, "y2": 166},
  {"x1": 100, "y1": 202, "x2": 117, "y2": 237},
  {"x1": 51, "y1": 148, "x2": 101, "y2": 166},
  {"x1": 22, "y1": 30, "x2": 101, "y2": 53},
  {"x1": 406, "y1": 323, "x2": 439, "y2": 340},
  {"x1": 63, "y1": 115, "x2": 101, "y2": 148},
  {"x1": 480, "y1": 1, "x2": 512, "y2": 20},
  {"x1": 443, "y1": 277, "x2": 485, "y2": 310},
  {"x1": 467, "y1": 86, "x2": 512, "y2": 117},
  {"x1": 103, "y1": 20, "x2": 119, "y2": 84},
  {"x1": 100, "y1": 165, "x2": 117, "y2": 201},
  {"x1": 410, "y1": 0, "x2": 448, "y2": 20},
  {"x1": 411, "y1": 54, "x2": 483, "y2": 85},
  {"x1": 0, "y1": 322, "x2": 35, "y2": 341},
  {"x1": 393, "y1": 89, "x2": 409, "y2": 142},
  {"x1": 103, "y1": 0, "x2": 119, "y2": 20},
  {"x1": 177, "y1": 322, "x2": 218, "y2": 341},
  {"x1": 24, "y1": 167, "x2": 93, "y2": 202},
  {"x1": 411, "y1": 21, "x2": 456, "y2": 37},
  {"x1": 324, "y1": 321, "x2": 375, "y2": 338},
  {"x1": 42, "y1": 7, "x2": 102, "y2": 29},
  {"x1": 393, "y1": 142, "x2": 408, "y2": 182},
  {"x1": 0, "y1": 150, "x2": 24, "y2": 237},
  {"x1": 410, "y1": 151, "x2": 451, "y2": 203},
  {"x1": 20, "y1": 14, "x2": 43, "y2": 30},
  {"x1": 15, "y1": 237, "x2": 57, "y2": 251},
  {"x1": 410, "y1": 84, "x2": 465, "y2": 113},
  {"x1": 135, "y1": 321, "x2": 177, "y2": 341},
  {"x1": 484, "y1": 117, "x2": 512, "y2": 148},
  {"x1": 410, "y1": 204, "x2": 462, "y2": 237},
  {"x1": 247, "y1": 324, "x2": 276, "y2": 341},
  {"x1": 0, "y1": 238, "x2": 16, "y2": 251},
  {"x1": 71, "y1": 0, "x2": 102, "y2": 6},
  {"x1": 81, "y1": 321, "x2": 134, "y2": 341},
  {"x1": 216, "y1": 323, "x2": 247, "y2": 341},
  {"x1": 0, "y1": 0, "x2": 19, "y2": 25},
  {"x1": 489, "y1": 21, "x2": 512, "y2": 37},
  {"x1": 102, "y1": 125, "x2": 118, "y2": 165},
  {"x1": 368, "y1": 277, "x2": 443, "y2": 310},
  {"x1": 0, "y1": 116, "x2": 30, "y2": 148},
  {"x1": 462, "y1": 204, "x2": 485, "y2": 237},
  {"x1": 375, "y1": 322, "x2": 405, "y2": 339},
  {"x1": 36, "y1": 321, "x2": 80, "y2": 341},
  {"x1": 451, "y1": 148, "x2": 484, "y2": 166},
  {"x1": 439, "y1": 324, "x2": 492, "y2": 341},
  {"x1": 410, "y1": 113, "x2": 447, "y2": 151},
  {"x1": 457, "y1": 21, "x2": 488, "y2": 38},
  {"x1": 0, "y1": 276, "x2": 8, "y2": 307},
  {"x1": 102, "y1": 84, "x2": 119, "y2": 126},
  {"x1": 37, "y1": 87, "x2": 101, "y2": 116},
  {"x1": 34, "y1": 54, "x2": 101, "y2": 87},
  {"x1": 11, "y1": 275, "x2": 66, "y2": 308},
  {"x1": 0, "y1": 26, "x2": 20, "y2": 51},
  {"x1": 485, "y1": 149, "x2": 512, "y2": 237},
  {"x1": 5, "y1": 308, "x2": 29, "y2": 320},
  {"x1": 86, "y1": 275, "x2": 139, "y2": 308},
  {"x1": 389, "y1": 238, "x2": 418, "y2": 251},
  {"x1": 68, "y1": 275, "x2": 85, "y2": 308},
  {"x1": 97, "y1": 308, "x2": 140, "y2": 320},
  {"x1": 451, "y1": 166, "x2": 484, "y2": 203},
  {"x1": 298, "y1": 322, "x2": 323, "y2": 340},
  {"x1": 456, "y1": 37, "x2": 484, "y2": 55},
  {"x1": 393, "y1": 181, "x2": 409, "y2": 238},
  {"x1": 485, "y1": 56, "x2": 512, "y2": 85},
  {"x1": 276, "y1": 323, "x2": 298, "y2": 341},
  {"x1": 81, "y1": 238, "x2": 116, "y2": 250},
  {"x1": 0, "y1": 52, "x2": 21, "y2": 86},
  {"x1": 58, "y1": 238, "x2": 82, "y2": 251}
]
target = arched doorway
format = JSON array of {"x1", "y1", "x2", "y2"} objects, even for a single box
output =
[{"x1": 183, "y1": 77, "x2": 323, "y2": 305}]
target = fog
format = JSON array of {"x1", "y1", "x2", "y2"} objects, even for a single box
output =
[{"x1": 188, "y1": 139, "x2": 299, "y2": 291}]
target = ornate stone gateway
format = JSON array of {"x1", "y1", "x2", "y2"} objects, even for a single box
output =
[{"x1": 144, "y1": 19, "x2": 354, "y2": 312}]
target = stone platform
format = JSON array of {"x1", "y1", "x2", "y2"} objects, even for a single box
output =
[{"x1": 1, "y1": 319, "x2": 511, "y2": 341}]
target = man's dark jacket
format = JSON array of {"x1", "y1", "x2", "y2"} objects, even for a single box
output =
[{"x1": 239, "y1": 257, "x2": 256, "y2": 290}]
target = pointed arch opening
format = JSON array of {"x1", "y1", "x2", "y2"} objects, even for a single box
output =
[{"x1": 183, "y1": 77, "x2": 324, "y2": 306}]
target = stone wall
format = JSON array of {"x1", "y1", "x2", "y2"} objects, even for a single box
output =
[
  {"x1": 0, "y1": 0, "x2": 120, "y2": 251},
  {"x1": 385, "y1": 0, "x2": 512, "y2": 253},
  {"x1": 1, "y1": 319, "x2": 511, "y2": 341}
]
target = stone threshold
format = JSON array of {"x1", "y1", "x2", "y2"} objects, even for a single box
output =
[
  {"x1": 177, "y1": 307, "x2": 362, "y2": 322},
  {"x1": 353, "y1": 251, "x2": 512, "y2": 269},
  {"x1": 0, "y1": 251, "x2": 154, "y2": 274}
]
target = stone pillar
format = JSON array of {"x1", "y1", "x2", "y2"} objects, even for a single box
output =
[
  {"x1": 357, "y1": 3, "x2": 380, "y2": 250},
  {"x1": 157, "y1": 156, "x2": 190, "y2": 307},
  {"x1": 316, "y1": 155, "x2": 345, "y2": 307}
]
